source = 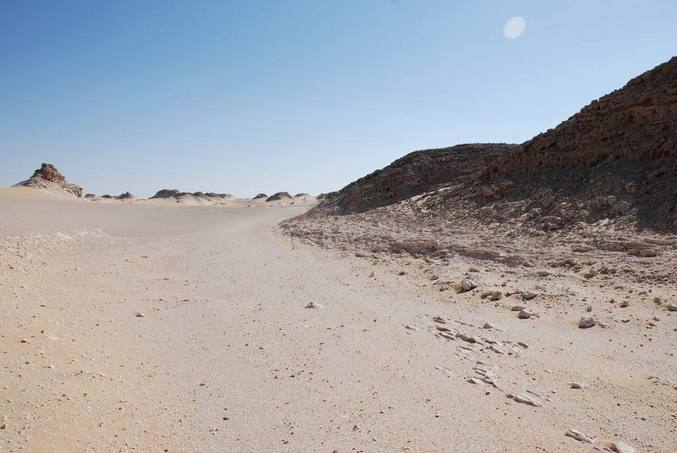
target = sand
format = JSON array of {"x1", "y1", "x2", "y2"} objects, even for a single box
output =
[{"x1": 0, "y1": 187, "x2": 674, "y2": 452}]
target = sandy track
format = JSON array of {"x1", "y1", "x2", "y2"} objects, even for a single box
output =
[{"x1": 0, "y1": 190, "x2": 674, "y2": 452}]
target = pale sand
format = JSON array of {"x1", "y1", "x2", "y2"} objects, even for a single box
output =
[{"x1": 0, "y1": 188, "x2": 674, "y2": 452}]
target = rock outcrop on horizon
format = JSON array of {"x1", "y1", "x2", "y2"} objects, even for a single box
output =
[
  {"x1": 252, "y1": 193, "x2": 268, "y2": 200},
  {"x1": 150, "y1": 189, "x2": 231, "y2": 200},
  {"x1": 15, "y1": 163, "x2": 83, "y2": 198},
  {"x1": 266, "y1": 192, "x2": 293, "y2": 202},
  {"x1": 116, "y1": 192, "x2": 136, "y2": 200}
]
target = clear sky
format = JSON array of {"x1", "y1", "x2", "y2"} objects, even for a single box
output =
[{"x1": 1, "y1": 1, "x2": 676, "y2": 197}]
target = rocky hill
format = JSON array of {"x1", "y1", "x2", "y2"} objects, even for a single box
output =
[
  {"x1": 316, "y1": 144, "x2": 517, "y2": 214},
  {"x1": 300, "y1": 57, "x2": 677, "y2": 233},
  {"x1": 15, "y1": 163, "x2": 83, "y2": 197},
  {"x1": 481, "y1": 56, "x2": 677, "y2": 230}
]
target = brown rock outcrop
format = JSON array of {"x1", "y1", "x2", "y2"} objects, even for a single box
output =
[{"x1": 15, "y1": 163, "x2": 83, "y2": 197}]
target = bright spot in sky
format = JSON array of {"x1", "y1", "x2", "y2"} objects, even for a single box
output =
[{"x1": 504, "y1": 16, "x2": 526, "y2": 39}]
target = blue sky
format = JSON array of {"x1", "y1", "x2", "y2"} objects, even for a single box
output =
[{"x1": 1, "y1": 1, "x2": 675, "y2": 197}]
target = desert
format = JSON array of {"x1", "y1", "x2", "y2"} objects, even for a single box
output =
[
  {"x1": 2, "y1": 3, "x2": 676, "y2": 452},
  {"x1": 2, "y1": 56, "x2": 676, "y2": 452}
]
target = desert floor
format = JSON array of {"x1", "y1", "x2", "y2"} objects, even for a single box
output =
[{"x1": 0, "y1": 188, "x2": 674, "y2": 452}]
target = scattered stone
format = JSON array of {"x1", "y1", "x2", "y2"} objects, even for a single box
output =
[
  {"x1": 578, "y1": 317, "x2": 596, "y2": 329},
  {"x1": 610, "y1": 441, "x2": 635, "y2": 453},
  {"x1": 467, "y1": 378, "x2": 482, "y2": 384},
  {"x1": 481, "y1": 291, "x2": 502, "y2": 301},
  {"x1": 482, "y1": 322, "x2": 495, "y2": 329},
  {"x1": 620, "y1": 300, "x2": 629, "y2": 308},
  {"x1": 565, "y1": 429, "x2": 596, "y2": 443},
  {"x1": 404, "y1": 325, "x2": 418, "y2": 331},
  {"x1": 517, "y1": 310, "x2": 532, "y2": 319},
  {"x1": 461, "y1": 279, "x2": 478, "y2": 292},
  {"x1": 305, "y1": 302, "x2": 323, "y2": 309},
  {"x1": 511, "y1": 306, "x2": 526, "y2": 311},
  {"x1": 570, "y1": 382, "x2": 588, "y2": 389},
  {"x1": 586, "y1": 305, "x2": 592, "y2": 312},
  {"x1": 455, "y1": 333, "x2": 477, "y2": 343},
  {"x1": 522, "y1": 292, "x2": 537, "y2": 301},
  {"x1": 667, "y1": 303, "x2": 677, "y2": 312},
  {"x1": 135, "y1": 312, "x2": 145, "y2": 318},
  {"x1": 513, "y1": 393, "x2": 542, "y2": 407},
  {"x1": 432, "y1": 316, "x2": 447, "y2": 324}
]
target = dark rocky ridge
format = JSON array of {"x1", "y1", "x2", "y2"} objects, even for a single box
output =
[
  {"x1": 304, "y1": 57, "x2": 677, "y2": 232},
  {"x1": 15, "y1": 163, "x2": 83, "y2": 198},
  {"x1": 266, "y1": 192, "x2": 293, "y2": 202},
  {"x1": 482, "y1": 56, "x2": 677, "y2": 230}
]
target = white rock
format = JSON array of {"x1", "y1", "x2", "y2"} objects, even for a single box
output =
[
  {"x1": 565, "y1": 428, "x2": 595, "y2": 443},
  {"x1": 611, "y1": 441, "x2": 635, "y2": 453},
  {"x1": 513, "y1": 393, "x2": 542, "y2": 407},
  {"x1": 461, "y1": 279, "x2": 478, "y2": 292},
  {"x1": 667, "y1": 303, "x2": 677, "y2": 312}
]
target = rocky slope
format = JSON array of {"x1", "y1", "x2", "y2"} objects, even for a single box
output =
[
  {"x1": 482, "y1": 56, "x2": 677, "y2": 230},
  {"x1": 292, "y1": 57, "x2": 676, "y2": 235},
  {"x1": 318, "y1": 144, "x2": 518, "y2": 214},
  {"x1": 15, "y1": 163, "x2": 83, "y2": 197}
]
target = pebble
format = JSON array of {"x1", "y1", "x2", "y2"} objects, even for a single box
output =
[
  {"x1": 570, "y1": 382, "x2": 587, "y2": 389},
  {"x1": 461, "y1": 279, "x2": 478, "y2": 292},
  {"x1": 482, "y1": 291, "x2": 502, "y2": 301},
  {"x1": 511, "y1": 306, "x2": 526, "y2": 311},
  {"x1": 522, "y1": 292, "x2": 537, "y2": 301},
  {"x1": 517, "y1": 310, "x2": 532, "y2": 319},
  {"x1": 305, "y1": 302, "x2": 323, "y2": 309},
  {"x1": 578, "y1": 317, "x2": 596, "y2": 329},
  {"x1": 482, "y1": 322, "x2": 495, "y2": 329},
  {"x1": 432, "y1": 316, "x2": 447, "y2": 324},
  {"x1": 667, "y1": 303, "x2": 677, "y2": 312},
  {"x1": 611, "y1": 441, "x2": 635, "y2": 453},
  {"x1": 456, "y1": 333, "x2": 477, "y2": 343},
  {"x1": 565, "y1": 428, "x2": 595, "y2": 443},
  {"x1": 404, "y1": 324, "x2": 417, "y2": 331},
  {"x1": 620, "y1": 300, "x2": 629, "y2": 308},
  {"x1": 135, "y1": 312, "x2": 145, "y2": 318}
]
